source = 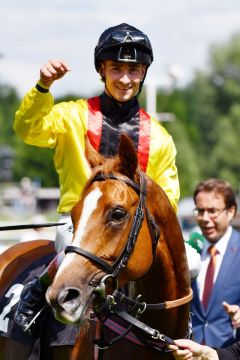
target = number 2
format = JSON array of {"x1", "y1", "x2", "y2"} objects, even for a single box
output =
[{"x1": 0, "y1": 283, "x2": 23, "y2": 333}]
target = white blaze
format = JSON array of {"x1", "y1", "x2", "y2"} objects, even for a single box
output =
[
  {"x1": 56, "y1": 187, "x2": 102, "y2": 275},
  {"x1": 73, "y1": 187, "x2": 102, "y2": 245}
]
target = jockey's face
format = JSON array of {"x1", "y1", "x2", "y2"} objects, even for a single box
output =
[
  {"x1": 100, "y1": 60, "x2": 146, "y2": 102},
  {"x1": 194, "y1": 191, "x2": 235, "y2": 244}
]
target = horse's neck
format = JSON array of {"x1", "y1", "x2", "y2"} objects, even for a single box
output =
[
  {"x1": 158, "y1": 220, "x2": 190, "y2": 296},
  {"x1": 133, "y1": 245, "x2": 178, "y2": 304},
  {"x1": 130, "y1": 248, "x2": 190, "y2": 339},
  {"x1": 134, "y1": 180, "x2": 191, "y2": 337},
  {"x1": 147, "y1": 180, "x2": 190, "y2": 296}
]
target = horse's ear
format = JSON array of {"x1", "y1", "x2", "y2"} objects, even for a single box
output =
[
  {"x1": 85, "y1": 136, "x2": 104, "y2": 168},
  {"x1": 118, "y1": 134, "x2": 138, "y2": 177}
]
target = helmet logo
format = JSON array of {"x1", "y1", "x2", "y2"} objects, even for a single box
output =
[
  {"x1": 125, "y1": 35, "x2": 132, "y2": 42},
  {"x1": 124, "y1": 33, "x2": 133, "y2": 43},
  {"x1": 118, "y1": 47, "x2": 137, "y2": 62}
]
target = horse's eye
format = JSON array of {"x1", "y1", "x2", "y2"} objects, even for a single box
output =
[{"x1": 109, "y1": 208, "x2": 127, "y2": 222}]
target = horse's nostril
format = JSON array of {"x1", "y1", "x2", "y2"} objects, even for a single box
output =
[
  {"x1": 58, "y1": 287, "x2": 82, "y2": 313},
  {"x1": 64, "y1": 289, "x2": 80, "y2": 302}
]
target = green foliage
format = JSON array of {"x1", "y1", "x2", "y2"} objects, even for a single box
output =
[
  {"x1": 13, "y1": 139, "x2": 58, "y2": 187},
  {"x1": 208, "y1": 33, "x2": 240, "y2": 113},
  {"x1": 184, "y1": 32, "x2": 240, "y2": 193},
  {"x1": 159, "y1": 89, "x2": 201, "y2": 196},
  {"x1": 0, "y1": 85, "x2": 20, "y2": 145},
  {"x1": 207, "y1": 104, "x2": 240, "y2": 189},
  {"x1": 144, "y1": 32, "x2": 240, "y2": 196},
  {"x1": 0, "y1": 84, "x2": 58, "y2": 186},
  {"x1": 165, "y1": 118, "x2": 200, "y2": 197}
]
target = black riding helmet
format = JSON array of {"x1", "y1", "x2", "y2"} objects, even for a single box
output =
[
  {"x1": 95, "y1": 23, "x2": 153, "y2": 71},
  {"x1": 94, "y1": 23, "x2": 153, "y2": 94}
]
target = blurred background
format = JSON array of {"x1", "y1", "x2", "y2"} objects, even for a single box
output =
[{"x1": 1, "y1": 0, "x2": 240, "y2": 251}]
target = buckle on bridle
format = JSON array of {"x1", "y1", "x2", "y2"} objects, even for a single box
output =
[
  {"x1": 138, "y1": 301, "x2": 147, "y2": 314},
  {"x1": 152, "y1": 330, "x2": 164, "y2": 340},
  {"x1": 94, "y1": 274, "x2": 118, "y2": 298},
  {"x1": 97, "y1": 344, "x2": 109, "y2": 350},
  {"x1": 151, "y1": 330, "x2": 174, "y2": 345}
]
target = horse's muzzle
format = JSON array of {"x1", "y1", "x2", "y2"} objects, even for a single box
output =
[{"x1": 57, "y1": 287, "x2": 82, "y2": 315}]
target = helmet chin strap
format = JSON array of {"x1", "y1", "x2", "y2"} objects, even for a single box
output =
[{"x1": 138, "y1": 65, "x2": 149, "y2": 95}]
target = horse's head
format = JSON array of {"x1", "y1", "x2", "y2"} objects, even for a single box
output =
[
  {"x1": 47, "y1": 134, "x2": 158, "y2": 324},
  {"x1": 47, "y1": 134, "x2": 190, "y2": 338}
]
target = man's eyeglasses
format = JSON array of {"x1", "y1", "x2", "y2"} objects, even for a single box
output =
[{"x1": 193, "y1": 207, "x2": 227, "y2": 219}]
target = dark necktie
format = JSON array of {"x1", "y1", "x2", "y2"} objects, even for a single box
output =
[{"x1": 202, "y1": 246, "x2": 219, "y2": 309}]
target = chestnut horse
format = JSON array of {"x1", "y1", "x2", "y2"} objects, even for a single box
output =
[{"x1": 46, "y1": 134, "x2": 192, "y2": 360}]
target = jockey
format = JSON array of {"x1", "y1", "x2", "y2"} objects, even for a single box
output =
[{"x1": 13, "y1": 23, "x2": 198, "y2": 335}]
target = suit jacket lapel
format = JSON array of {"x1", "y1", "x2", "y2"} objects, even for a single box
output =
[
  {"x1": 206, "y1": 229, "x2": 240, "y2": 313},
  {"x1": 192, "y1": 280, "x2": 202, "y2": 310}
]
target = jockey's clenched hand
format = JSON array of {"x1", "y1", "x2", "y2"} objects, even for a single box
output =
[{"x1": 39, "y1": 59, "x2": 71, "y2": 88}]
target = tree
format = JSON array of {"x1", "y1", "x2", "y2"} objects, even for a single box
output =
[
  {"x1": 0, "y1": 85, "x2": 19, "y2": 145},
  {"x1": 208, "y1": 104, "x2": 240, "y2": 189},
  {"x1": 0, "y1": 83, "x2": 58, "y2": 185},
  {"x1": 13, "y1": 138, "x2": 58, "y2": 187},
  {"x1": 153, "y1": 89, "x2": 201, "y2": 196},
  {"x1": 172, "y1": 32, "x2": 240, "y2": 193}
]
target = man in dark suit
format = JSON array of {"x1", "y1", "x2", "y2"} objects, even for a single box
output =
[{"x1": 191, "y1": 178, "x2": 240, "y2": 348}]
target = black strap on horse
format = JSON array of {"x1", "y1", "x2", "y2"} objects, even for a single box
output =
[
  {"x1": 0, "y1": 222, "x2": 66, "y2": 231},
  {"x1": 93, "y1": 289, "x2": 175, "y2": 353},
  {"x1": 113, "y1": 309, "x2": 174, "y2": 346},
  {"x1": 106, "y1": 287, "x2": 193, "y2": 312},
  {"x1": 93, "y1": 311, "x2": 174, "y2": 355},
  {"x1": 93, "y1": 287, "x2": 193, "y2": 354},
  {"x1": 93, "y1": 290, "x2": 144, "y2": 351},
  {"x1": 92, "y1": 282, "x2": 192, "y2": 352}
]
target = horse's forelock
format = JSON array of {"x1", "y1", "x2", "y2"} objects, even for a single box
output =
[{"x1": 71, "y1": 155, "x2": 140, "y2": 238}]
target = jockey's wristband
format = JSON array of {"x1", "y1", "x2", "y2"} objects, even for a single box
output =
[{"x1": 36, "y1": 82, "x2": 49, "y2": 93}]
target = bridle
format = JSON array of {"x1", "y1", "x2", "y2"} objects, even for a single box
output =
[
  {"x1": 65, "y1": 170, "x2": 193, "y2": 354},
  {"x1": 65, "y1": 171, "x2": 159, "y2": 277}
]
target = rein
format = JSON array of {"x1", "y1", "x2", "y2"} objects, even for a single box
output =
[
  {"x1": 0, "y1": 222, "x2": 66, "y2": 231},
  {"x1": 64, "y1": 171, "x2": 193, "y2": 355}
]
